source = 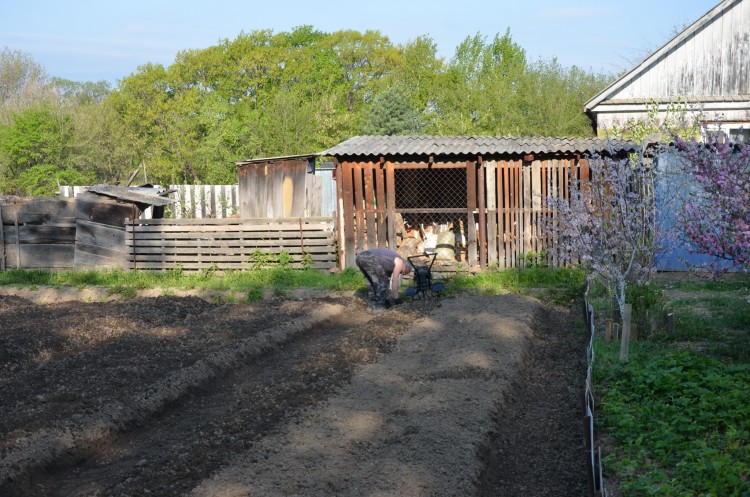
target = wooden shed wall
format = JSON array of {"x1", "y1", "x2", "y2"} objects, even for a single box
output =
[
  {"x1": 74, "y1": 192, "x2": 138, "y2": 269},
  {"x1": 609, "y1": 0, "x2": 749, "y2": 100},
  {"x1": 238, "y1": 159, "x2": 325, "y2": 218},
  {"x1": 335, "y1": 155, "x2": 591, "y2": 270},
  {"x1": 0, "y1": 197, "x2": 77, "y2": 270}
]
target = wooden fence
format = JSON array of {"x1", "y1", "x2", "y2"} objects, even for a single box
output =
[
  {"x1": 59, "y1": 185, "x2": 240, "y2": 219},
  {"x1": 126, "y1": 217, "x2": 337, "y2": 271}
]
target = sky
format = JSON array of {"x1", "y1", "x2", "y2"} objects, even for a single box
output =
[{"x1": 0, "y1": 0, "x2": 720, "y2": 85}]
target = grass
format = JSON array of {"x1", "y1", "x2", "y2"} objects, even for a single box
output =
[
  {"x1": 0, "y1": 266, "x2": 583, "y2": 303},
  {"x1": 592, "y1": 272, "x2": 750, "y2": 496}
]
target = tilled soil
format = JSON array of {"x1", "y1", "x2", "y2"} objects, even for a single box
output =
[{"x1": 0, "y1": 289, "x2": 587, "y2": 496}]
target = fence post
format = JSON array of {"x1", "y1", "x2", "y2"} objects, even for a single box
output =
[
  {"x1": 620, "y1": 303, "x2": 632, "y2": 362},
  {"x1": 14, "y1": 213, "x2": 20, "y2": 269},
  {"x1": 666, "y1": 312, "x2": 675, "y2": 334},
  {"x1": 0, "y1": 204, "x2": 4, "y2": 272}
]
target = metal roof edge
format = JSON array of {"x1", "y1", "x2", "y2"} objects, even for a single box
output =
[{"x1": 235, "y1": 152, "x2": 321, "y2": 167}]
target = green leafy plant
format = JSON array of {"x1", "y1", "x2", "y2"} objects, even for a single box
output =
[{"x1": 600, "y1": 352, "x2": 750, "y2": 497}]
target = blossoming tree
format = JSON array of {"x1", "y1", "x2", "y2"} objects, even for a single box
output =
[
  {"x1": 545, "y1": 147, "x2": 665, "y2": 328},
  {"x1": 673, "y1": 131, "x2": 750, "y2": 273}
]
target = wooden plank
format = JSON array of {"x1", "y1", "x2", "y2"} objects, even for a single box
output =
[
  {"x1": 3, "y1": 243, "x2": 74, "y2": 269},
  {"x1": 342, "y1": 161, "x2": 356, "y2": 268},
  {"x1": 305, "y1": 174, "x2": 322, "y2": 217},
  {"x1": 486, "y1": 160, "x2": 497, "y2": 266},
  {"x1": 514, "y1": 159, "x2": 521, "y2": 268},
  {"x1": 375, "y1": 159, "x2": 387, "y2": 248},
  {"x1": 353, "y1": 162, "x2": 365, "y2": 253},
  {"x1": 3, "y1": 224, "x2": 77, "y2": 244},
  {"x1": 125, "y1": 223, "x2": 334, "y2": 234},
  {"x1": 76, "y1": 192, "x2": 139, "y2": 227},
  {"x1": 14, "y1": 214, "x2": 20, "y2": 269},
  {"x1": 335, "y1": 159, "x2": 346, "y2": 270},
  {"x1": 0, "y1": 204, "x2": 4, "y2": 271},
  {"x1": 503, "y1": 161, "x2": 513, "y2": 267},
  {"x1": 477, "y1": 158, "x2": 487, "y2": 269},
  {"x1": 129, "y1": 261, "x2": 336, "y2": 271},
  {"x1": 386, "y1": 161, "x2": 396, "y2": 251},
  {"x1": 532, "y1": 161, "x2": 542, "y2": 255},
  {"x1": 132, "y1": 244, "x2": 335, "y2": 255},
  {"x1": 76, "y1": 219, "x2": 126, "y2": 248},
  {"x1": 523, "y1": 161, "x2": 531, "y2": 258},
  {"x1": 289, "y1": 162, "x2": 307, "y2": 217},
  {"x1": 0, "y1": 197, "x2": 77, "y2": 224},
  {"x1": 363, "y1": 161, "x2": 377, "y2": 250},
  {"x1": 131, "y1": 251, "x2": 337, "y2": 263},
  {"x1": 130, "y1": 216, "x2": 334, "y2": 225},
  {"x1": 129, "y1": 237, "x2": 334, "y2": 249},
  {"x1": 466, "y1": 160, "x2": 477, "y2": 267}
]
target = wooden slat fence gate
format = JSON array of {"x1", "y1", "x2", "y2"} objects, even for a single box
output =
[{"x1": 126, "y1": 217, "x2": 337, "y2": 271}]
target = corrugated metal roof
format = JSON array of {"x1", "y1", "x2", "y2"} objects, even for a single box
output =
[
  {"x1": 86, "y1": 185, "x2": 174, "y2": 207},
  {"x1": 322, "y1": 135, "x2": 638, "y2": 157}
]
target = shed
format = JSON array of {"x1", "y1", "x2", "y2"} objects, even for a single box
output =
[
  {"x1": 584, "y1": 0, "x2": 750, "y2": 140},
  {"x1": 236, "y1": 154, "x2": 326, "y2": 218},
  {"x1": 74, "y1": 185, "x2": 173, "y2": 269},
  {"x1": 324, "y1": 135, "x2": 638, "y2": 270}
]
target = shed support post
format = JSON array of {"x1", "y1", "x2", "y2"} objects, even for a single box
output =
[{"x1": 466, "y1": 159, "x2": 477, "y2": 268}]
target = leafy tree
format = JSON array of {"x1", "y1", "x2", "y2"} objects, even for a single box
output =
[
  {"x1": 360, "y1": 85, "x2": 421, "y2": 135},
  {"x1": 519, "y1": 59, "x2": 613, "y2": 136},
  {"x1": 673, "y1": 130, "x2": 750, "y2": 273},
  {"x1": 430, "y1": 30, "x2": 528, "y2": 135}
]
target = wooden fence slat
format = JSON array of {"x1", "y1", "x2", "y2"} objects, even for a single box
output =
[
  {"x1": 375, "y1": 160, "x2": 387, "y2": 248},
  {"x1": 486, "y1": 160, "x2": 497, "y2": 266}
]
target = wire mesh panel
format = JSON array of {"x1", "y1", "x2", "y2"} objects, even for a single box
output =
[{"x1": 393, "y1": 165, "x2": 468, "y2": 264}]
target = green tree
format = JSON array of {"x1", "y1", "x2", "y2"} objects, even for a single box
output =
[
  {"x1": 430, "y1": 30, "x2": 527, "y2": 135},
  {"x1": 360, "y1": 85, "x2": 421, "y2": 135},
  {"x1": 519, "y1": 59, "x2": 612, "y2": 136},
  {"x1": 0, "y1": 105, "x2": 78, "y2": 194}
]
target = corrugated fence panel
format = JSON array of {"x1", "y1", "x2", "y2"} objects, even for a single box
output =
[{"x1": 126, "y1": 217, "x2": 337, "y2": 271}]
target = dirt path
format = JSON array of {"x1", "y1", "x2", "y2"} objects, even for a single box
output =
[{"x1": 0, "y1": 290, "x2": 587, "y2": 496}]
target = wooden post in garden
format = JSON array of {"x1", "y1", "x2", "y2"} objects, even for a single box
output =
[
  {"x1": 620, "y1": 304, "x2": 632, "y2": 362},
  {"x1": 0, "y1": 204, "x2": 4, "y2": 271},
  {"x1": 605, "y1": 320, "x2": 612, "y2": 341},
  {"x1": 666, "y1": 313, "x2": 675, "y2": 334},
  {"x1": 14, "y1": 213, "x2": 20, "y2": 269}
]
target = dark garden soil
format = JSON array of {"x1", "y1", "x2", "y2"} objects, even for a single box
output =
[{"x1": 0, "y1": 288, "x2": 587, "y2": 496}]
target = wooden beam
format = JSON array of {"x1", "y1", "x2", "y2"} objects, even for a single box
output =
[
  {"x1": 386, "y1": 160, "x2": 396, "y2": 250},
  {"x1": 363, "y1": 161, "x2": 377, "y2": 250},
  {"x1": 353, "y1": 162, "x2": 365, "y2": 252},
  {"x1": 375, "y1": 158, "x2": 387, "y2": 248},
  {"x1": 486, "y1": 160, "x2": 497, "y2": 267},
  {"x1": 341, "y1": 161, "x2": 356, "y2": 268},
  {"x1": 477, "y1": 156, "x2": 487, "y2": 270},
  {"x1": 466, "y1": 159, "x2": 477, "y2": 268},
  {"x1": 0, "y1": 204, "x2": 4, "y2": 272}
]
